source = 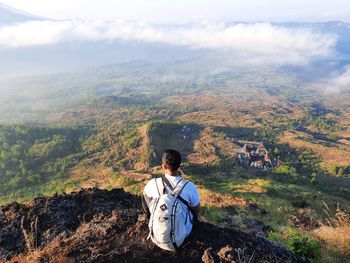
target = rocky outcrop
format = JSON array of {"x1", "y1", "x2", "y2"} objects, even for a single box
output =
[{"x1": 0, "y1": 188, "x2": 303, "y2": 263}]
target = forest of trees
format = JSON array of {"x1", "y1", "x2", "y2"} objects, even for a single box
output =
[{"x1": 0, "y1": 125, "x2": 92, "y2": 200}]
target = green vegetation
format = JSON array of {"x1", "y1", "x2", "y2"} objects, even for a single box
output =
[
  {"x1": 287, "y1": 234, "x2": 320, "y2": 262},
  {"x1": 0, "y1": 124, "x2": 93, "y2": 204},
  {"x1": 269, "y1": 229, "x2": 321, "y2": 263},
  {"x1": 328, "y1": 164, "x2": 350, "y2": 176},
  {"x1": 199, "y1": 205, "x2": 224, "y2": 224}
]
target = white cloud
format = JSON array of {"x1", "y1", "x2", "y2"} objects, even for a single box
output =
[
  {"x1": 0, "y1": 20, "x2": 337, "y2": 65},
  {"x1": 328, "y1": 66, "x2": 350, "y2": 91}
]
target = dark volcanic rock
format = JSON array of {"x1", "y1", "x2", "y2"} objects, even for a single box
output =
[{"x1": 0, "y1": 188, "x2": 304, "y2": 263}]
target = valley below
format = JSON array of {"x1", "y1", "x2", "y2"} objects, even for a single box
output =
[{"x1": 0, "y1": 60, "x2": 349, "y2": 262}]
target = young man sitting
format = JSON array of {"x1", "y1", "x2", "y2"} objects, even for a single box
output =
[{"x1": 142, "y1": 149, "x2": 201, "y2": 250}]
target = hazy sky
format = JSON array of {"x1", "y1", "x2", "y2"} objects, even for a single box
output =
[{"x1": 2, "y1": 0, "x2": 350, "y2": 22}]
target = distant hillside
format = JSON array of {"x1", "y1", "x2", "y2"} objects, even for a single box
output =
[
  {"x1": 0, "y1": 188, "x2": 303, "y2": 262},
  {"x1": 0, "y1": 3, "x2": 41, "y2": 24}
]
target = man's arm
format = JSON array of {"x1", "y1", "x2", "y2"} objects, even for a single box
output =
[
  {"x1": 141, "y1": 191, "x2": 151, "y2": 217},
  {"x1": 188, "y1": 182, "x2": 201, "y2": 213},
  {"x1": 142, "y1": 181, "x2": 154, "y2": 218},
  {"x1": 189, "y1": 203, "x2": 201, "y2": 213}
]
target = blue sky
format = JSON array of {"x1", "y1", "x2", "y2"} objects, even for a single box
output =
[{"x1": 1, "y1": 0, "x2": 350, "y2": 22}]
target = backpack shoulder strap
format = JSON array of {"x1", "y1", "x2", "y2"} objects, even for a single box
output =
[
  {"x1": 173, "y1": 179, "x2": 189, "y2": 197},
  {"x1": 162, "y1": 176, "x2": 187, "y2": 195},
  {"x1": 155, "y1": 177, "x2": 165, "y2": 196},
  {"x1": 173, "y1": 179, "x2": 191, "y2": 209},
  {"x1": 161, "y1": 175, "x2": 175, "y2": 191},
  {"x1": 162, "y1": 176, "x2": 191, "y2": 207}
]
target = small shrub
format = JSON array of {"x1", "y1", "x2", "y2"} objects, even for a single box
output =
[
  {"x1": 310, "y1": 172, "x2": 318, "y2": 185},
  {"x1": 287, "y1": 232, "x2": 320, "y2": 263},
  {"x1": 268, "y1": 231, "x2": 283, "y2": 243},
  {"x1": 274, "y1": 164, "x2": 297, "y2": 176},
  {"x1": 328, "y1": 164, "x2": 339, "y2": 176},
  {"x1": 118, "y1": 177, "x2": 137, "y2": 188},
  {"x1": 337, "y1": 167, "x2": 345, "y2": 176},
  {"x1": 269, "y1": 228, "x2": 321, "y2": 263},
  {"x1": 127, "y1": 184, "x2": 141, "y2": 195}
]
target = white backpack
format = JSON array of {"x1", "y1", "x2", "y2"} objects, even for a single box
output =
[{"x1": 148, "y1": 177, "x2": 192, "y2": 251}]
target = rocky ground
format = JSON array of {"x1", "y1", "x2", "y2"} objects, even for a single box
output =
[{"x1": 0, "y1": 188, "x2": 303, "y2": 263}]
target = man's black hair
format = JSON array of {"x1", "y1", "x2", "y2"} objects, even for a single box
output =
[{"x1": 161, "y1": 149, "x2": 182, "y2": 171}]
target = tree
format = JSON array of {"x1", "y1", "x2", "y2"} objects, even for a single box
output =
[
  {"x1": 310, "y1": 172, "x2": 318, "y2": 184},
  {"x1": 329, "y1": 164, "x2": 339, "y2": 176},
  {"x1": 338, "y1": 167, "x2": 345, "y2": 176},
  {"x1": 273, "y1": 147, "x2": 280, "y2": 157}
]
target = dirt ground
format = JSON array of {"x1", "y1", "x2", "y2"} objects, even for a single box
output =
[{"x1": 0, "y1": 188, "x2": 303, "y2": 263}]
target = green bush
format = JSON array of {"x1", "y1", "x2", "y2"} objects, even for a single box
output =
[
  {"x1": 274, "y1": 164, "x2": 297, "y2": 176},
  {"x1": 310, "y1": 172, "x2": 318, "y2": 185},
  {"x1": 268, "y1": 231, "x2": 283, "y2": 243},
  {"x1": 287, "y1": 232, "x2": 321, "y2": 263},
  {"x1": 118, "y1": 176, "x2": 137, "y2": 187},
  {"x1": 337, "y1": 167, "x2": 345, "y2": 176},
  {"x1": 268, "y1": 229, "x2": 321, "y2": 263}
]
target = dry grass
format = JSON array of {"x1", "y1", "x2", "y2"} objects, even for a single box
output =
[
  {"x1": 279, "y1": 130, "x2": 350, "y2": 168},
  {"x1": 314, "y1": 226, "x2": 350, "y2": 257},
  {"x1": 313, "y1": 202, "x2": 350, "y2": 258},
  {"x1": 187, "y1": 127, "x2": 237, "y2": 165},
  {"x1": 20, "y1": 216, "x2": 38, "y2": 254},
  {"x1": 198, "y1": 188, "x2": 247, "y2": 207},
  {"x1": 10, "y1": 238, "x2": 74, "y2": 263},
  {"x1": 232, "y1": 178, "x2": 269, "y2": 194},
  {"x1": 12, "y1": 216, "x2": 41, "y2": 263},
  {"x1": 175, "y1": 90, "x2": 293, "y2": 127}
]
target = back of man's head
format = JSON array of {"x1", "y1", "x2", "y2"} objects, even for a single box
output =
[{"x1": 161, "y1": 149, "x2": 181, "y2": 171}]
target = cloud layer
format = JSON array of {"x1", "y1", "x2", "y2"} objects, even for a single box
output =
[
  {"x1": 328, "y1": 66, "x2": 350, "y2": 91},
  {"x1": 0, "y1": 20, "x2": 337, "y2": 65}
]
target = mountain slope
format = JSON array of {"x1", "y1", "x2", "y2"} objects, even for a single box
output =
[
  {"x1": 0, "y1": 188, "x2": 303, "y2": 263},
  {"x1": 0, "y1": 2, "x2": 41, "y2": 24}
]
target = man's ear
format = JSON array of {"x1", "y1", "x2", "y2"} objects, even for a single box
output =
[{"x1": 162, "y1": 163, "x2": 167, "y2": 170}]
